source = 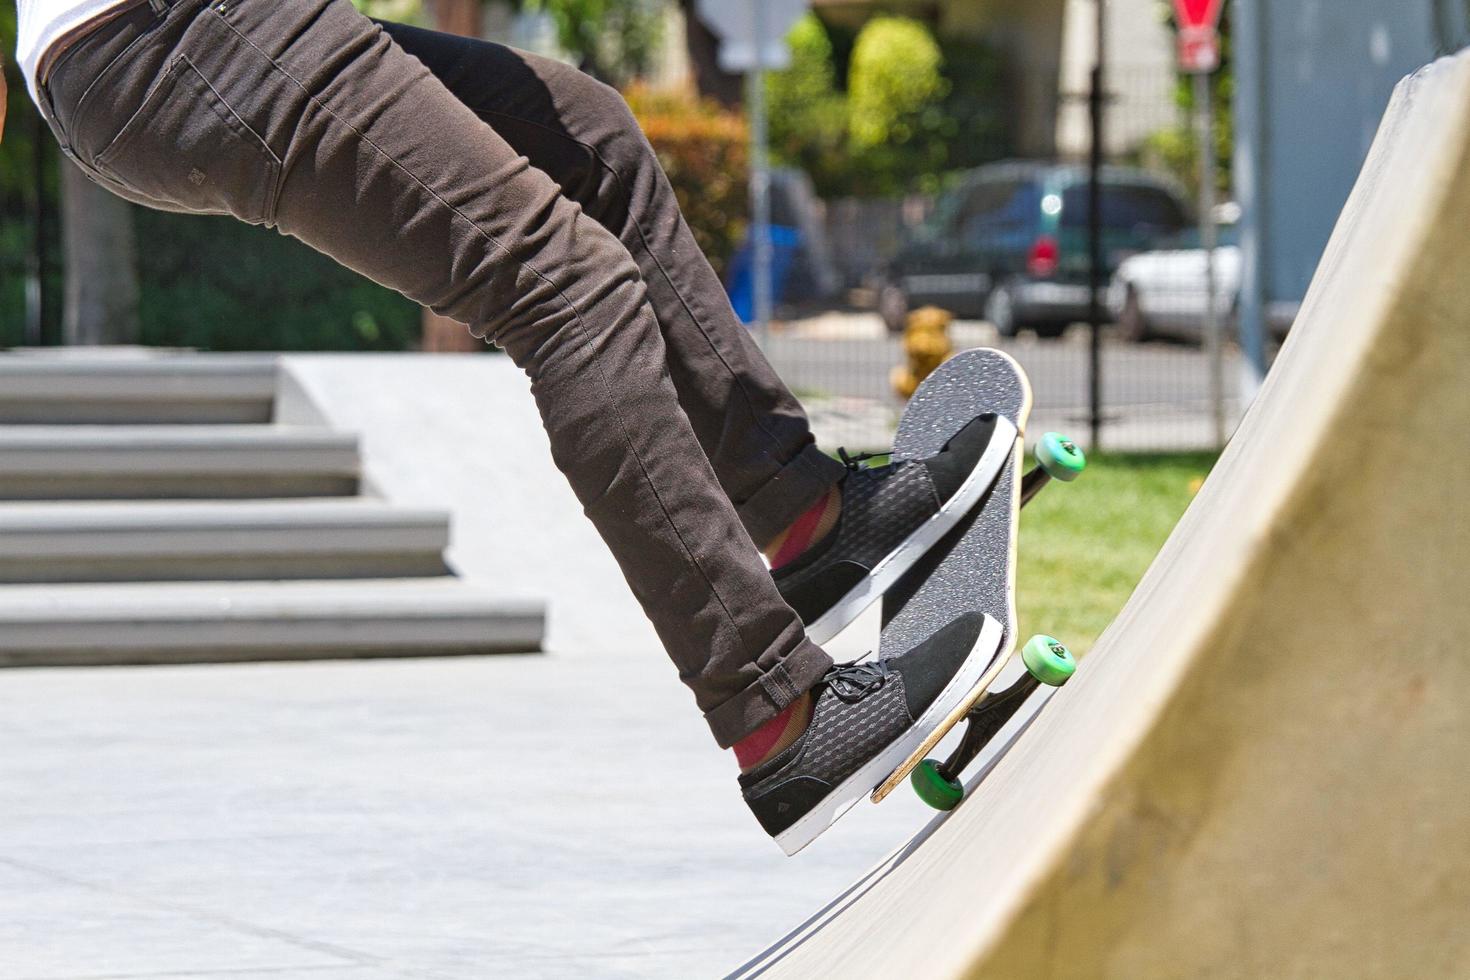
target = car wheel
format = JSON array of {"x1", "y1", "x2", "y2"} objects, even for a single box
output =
[
  {"x1": 878, "y1": 280, "x2": 910, "y2": 333},
  {"x1": 985, "y1": 279, "x2": 1021, "y2": 337},
  {"x1": 1116, "y1": 284, "x2": 1151, "y2": 343}
]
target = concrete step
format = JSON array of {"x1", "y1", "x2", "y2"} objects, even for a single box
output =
[
  {"x1": 0, "y1": 354, "x2": 278, "y2": 424},
  {"x1": 0, "y1": 579, "x2": 544, "y2": 666},
  {"x1": 0, "y1": 425, "x2": 360, "y2": 499},
  {"x1": 0, "y1": 499, "x2": 452, "y2": 583}
]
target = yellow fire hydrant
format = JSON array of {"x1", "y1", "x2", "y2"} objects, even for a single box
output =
[{"x1": 891, "y1": 305, "x2": 954, "y2": 400}]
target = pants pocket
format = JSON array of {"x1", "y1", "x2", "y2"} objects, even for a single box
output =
[{"x1": 89, "y1": 51, "x2": 283, "y2": 225}]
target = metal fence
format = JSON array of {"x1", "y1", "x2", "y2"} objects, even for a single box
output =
[{"x1": 756, "y1": 63, "x2": 1253, "y2": 456}]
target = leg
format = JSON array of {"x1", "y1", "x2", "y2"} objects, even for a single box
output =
[
  {"x1": 37, "y1": 0, "x2": 827, "y2": 745},
  {"x1": 371, "y1": 23, "x2": 844, "y2": 548}
]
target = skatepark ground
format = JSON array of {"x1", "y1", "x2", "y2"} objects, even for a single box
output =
[{"x1": 7, "y1": 46, "x2": 1470, "y2": 980}]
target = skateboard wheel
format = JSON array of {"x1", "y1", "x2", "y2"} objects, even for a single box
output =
[
  {"x1": 911, "y1": 759, "x2": 964, "y2": 811},
  {"x1": 1021, "y1": 634, "x2": 1076, "y2": 687},
  {"x1": 1036, "y1": 432, "x2": 1086, "y2": 482}
]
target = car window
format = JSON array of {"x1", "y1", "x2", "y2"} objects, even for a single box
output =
[
  {"x1": 1060, "y1": 183, "x2": 1189, "y2": 232},
  {"x1": 958, "y1": 180, "x2": 1032, "y2": 224}
]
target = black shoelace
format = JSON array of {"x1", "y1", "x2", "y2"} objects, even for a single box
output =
[
  {"x1": 824, "y1": 660, "x2": 892, "y2": 703},
  {"x1": 837, "y1": 447, "x2": 893, "y2": 473}
]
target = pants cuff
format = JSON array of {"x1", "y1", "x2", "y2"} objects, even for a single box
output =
[
  {"x1": 737, "y1": 443, "x2": 847, "y2": 549},
  {"x1": 704, "y1": 637, "x2": 833, "y2": 748}
]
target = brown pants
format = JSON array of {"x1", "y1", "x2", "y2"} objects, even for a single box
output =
[{"x1": 34, "y1": 0, "x2": 844, "y2": 746}]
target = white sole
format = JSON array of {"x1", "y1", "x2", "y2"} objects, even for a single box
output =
[
  {"x1": 803, "y1": 416, "x2": 1018, "y2": 648},
  {"x1": 773, "y1": 614, "x2": 1006, "y2": 856}
]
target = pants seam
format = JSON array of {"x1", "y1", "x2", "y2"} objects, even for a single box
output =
[{"x1": 214, "y1": 10, "x2": 768, "y2": 667}]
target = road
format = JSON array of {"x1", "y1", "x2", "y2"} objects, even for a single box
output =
[{"x1": 760, "y1": 313, "x2": 1246, "y2": 452}]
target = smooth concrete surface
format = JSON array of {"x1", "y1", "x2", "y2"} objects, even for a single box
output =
[
  {"x1": 279, "y1": 355, "x2": 659, "y2": 656},
  {"x1": 0, "y1": 499, "x2": 452, "y2": 583},
  {"x1": 0, "y1": 578, "x2": 543, "y2": 665},
  {"x1": 0, "y1": 425, "x2": 361, "y2": 500},
  {"x1": 736, "y1": 51, "x2": 1470, "y2": 979},
  {"x1": 0, "y1": 649, "x2": 935, "y2": 978},
  {"x1": 0, "y1": 352, "x2": 278, "y2": 424}
]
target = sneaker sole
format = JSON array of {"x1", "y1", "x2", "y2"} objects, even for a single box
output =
[
  {"x1": 804, "y1": 416, "x2": 1018, "y2": 648},
  {"x1": 773, "y1": 614, "x2": 1006, "y2": 856}
]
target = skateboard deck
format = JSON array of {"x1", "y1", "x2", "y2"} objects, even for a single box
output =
[{"x1": 871, "y1": 348, "x2": 1032, "y2": 804}]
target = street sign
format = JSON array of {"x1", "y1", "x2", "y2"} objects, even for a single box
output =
[
  {"x1": 695, "y1": 0, "x2": 808, "y2": 72},
  {"x1": 1173, "y1": 0, "x2": 1225, "y2": 73}
]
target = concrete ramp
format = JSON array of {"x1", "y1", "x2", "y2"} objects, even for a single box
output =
[{"x1": 736, "y1": 51, "x2": 1470, "y2": 979}]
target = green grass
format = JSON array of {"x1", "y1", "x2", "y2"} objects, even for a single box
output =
[{"x1": 1017, "y1": 451, "x2": 1218, "y2": 657}]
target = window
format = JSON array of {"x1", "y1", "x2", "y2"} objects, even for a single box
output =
[{"x1": 1060, "y1": 182, "x2": 1189, "y2": 232}]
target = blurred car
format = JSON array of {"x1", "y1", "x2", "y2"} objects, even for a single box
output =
[
  {"x1": 876, "y1": 161, "x2": 1192, "y2": 335},
  {"x1": 1109, "y1": 204, "x2": 1242, "y2": 343}
]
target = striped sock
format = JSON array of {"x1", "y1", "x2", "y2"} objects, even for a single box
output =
[
  {"x1": 764, "y1": 486, "x2": 841, "y2": 571},
  {"x1": 734, "y1": 694, "x2": 814, "y2": 772}
]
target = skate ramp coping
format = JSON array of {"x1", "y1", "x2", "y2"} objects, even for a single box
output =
[{"x1": 734, "y1": 48, "x2": 1470, "y2": 979}]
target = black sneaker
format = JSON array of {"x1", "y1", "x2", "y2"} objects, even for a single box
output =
[
  {"x1": 739, "y1": 611, "x2": 1004, "y2": 855},
  {"x1": 773, "y1": 413, "x2": 1013, "y2": 645}
]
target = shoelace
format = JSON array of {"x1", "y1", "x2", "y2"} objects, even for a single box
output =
[
  {"x1": 824, "y1": 660, "x2": 893, "y2": 703},
  {"x1": 837, "y1": 447, "x2": 893, "y2": 473}
]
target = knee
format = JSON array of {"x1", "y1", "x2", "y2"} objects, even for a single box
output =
[{"x1": 553, "y1": 69, "x2": 652, "y2": 175}]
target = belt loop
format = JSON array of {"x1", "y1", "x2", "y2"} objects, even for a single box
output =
[{"x1": 147, "y1": 0, "x2": 167, "y2": 14}]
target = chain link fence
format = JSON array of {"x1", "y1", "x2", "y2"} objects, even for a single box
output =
[{"x1": 753, "y1": 63, "x2": 1255, "y2": 456}]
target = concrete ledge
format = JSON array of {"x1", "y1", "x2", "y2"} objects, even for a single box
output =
[
  {"x1": 0, "y1": 499, "x2": 451, "y2": 582},
  {"x1": 0, "y1": 578, "x2": 544, "y2": 665},
  {"x1": 0, "y1": 425, "x2": 360, "y2": 499},
  {"x1": 0, "y1": 355, "x2": 278, "y2": 424}
]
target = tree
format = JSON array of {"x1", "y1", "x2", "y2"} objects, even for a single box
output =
[
  {"x1": 678, "y1": 0, "x2": 741, "y2": 108},
  {"x1": 62, "y1": 164, "x2": 139, "y2": 345},
  {"x1": 846, "y1": 16, "x2": 949, "y2": 195},
  {"x1": 522, "y1": 0, "x2": 664, "y2": 84}
]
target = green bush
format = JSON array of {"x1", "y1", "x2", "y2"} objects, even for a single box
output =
[
  {"x1": 846, "y1": 16, "x2": 949, "y2": 196},
  {"x1": 938, "y1": 38, "x2": 1013, "y2": 172},
  {"x1": 133, "y1": 210, "x2": 420, "y2": 351},
  {"x1": 623, "y1": 83, "x2": 748, "y2": 275},
  {"x1": 766, "y1": 14, "x2": 848, "y2": 196},
  {"x1": 766, "y1": 15, "x2": 1004, "y2": 198}
]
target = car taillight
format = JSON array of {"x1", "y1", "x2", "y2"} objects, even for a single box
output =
[{"x1": 1027, "y1": 235, "x2": 1060, "y2": 278}]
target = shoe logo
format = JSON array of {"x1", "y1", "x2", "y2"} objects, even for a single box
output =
[{"x1": 777, "y1": 802, "x2": 791, "y2": 813}]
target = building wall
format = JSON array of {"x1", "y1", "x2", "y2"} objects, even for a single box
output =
[
  {"x1": 1055, "y1": 0, "x2": 1177, "y2": 160},
  {"x1": 1245, "y1": 0, "x2": 1470, "y2": 306}
]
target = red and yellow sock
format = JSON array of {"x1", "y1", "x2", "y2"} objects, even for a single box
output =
[
  {"x1": 734, "y1": 693, "x2": 815, "y2": 772},
  {"x1": 764, "y1": 485, "x2": 841, "y2": 571}
]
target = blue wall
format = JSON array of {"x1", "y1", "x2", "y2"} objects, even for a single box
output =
[{"x1": 1248, "y1": 0, "x2": 1469, "y2": 305}]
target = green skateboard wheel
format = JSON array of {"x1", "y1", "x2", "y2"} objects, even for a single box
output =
[
  {"x1": 1036, "y1": 432, "x2": 1086, "y2": 482},
  {"x1": 911, "y1": 759, "x2": 964, "y2": 811},
  {"x1": 1021, "y1": 634, "x2": 1076, "y2": 687}
]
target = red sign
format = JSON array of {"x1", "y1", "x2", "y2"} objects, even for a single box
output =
[
  {"x1": 1173, "y1": 0, "x2": 1225, "y2": 73},
  {"x1": 1177, "y1": 27, "x2": 1220, "y2": 73},
  {"x1": 1173, "y1": 0, "x2": 1225, "y2": 31}
]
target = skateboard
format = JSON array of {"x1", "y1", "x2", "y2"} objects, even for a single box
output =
[{"x1": 869, "y1": 348, "x2": 1086, "y2": 810}]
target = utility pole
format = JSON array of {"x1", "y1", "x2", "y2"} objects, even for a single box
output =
[
  {"x1": 1087, "y1": 0, "x2": 1107, "y2": 451},
  {"x1": 1197, "y1": 72, "x2": 1225, "y2": 448},
  {"x1": 26, "y1": 105, "x2": 48, "y2": 346},
  {"x1": 747, "y1": 0, "x2": 773, "y2": 340},
  {"x1": 1173, "y1": 0, "x2": 1229, "y2": 447}
]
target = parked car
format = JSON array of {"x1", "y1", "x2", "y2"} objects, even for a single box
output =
[
  {"x1": 1109, "y1": 204, "x2": 1242, "y2": 343},
  {"x1": 876, "y1": 161, "x2": 1192, "y2": 335},
  {"x1": 1108, "y1": 204, "x2": 1295, "y2": 343}
]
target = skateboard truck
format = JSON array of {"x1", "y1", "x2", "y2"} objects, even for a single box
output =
[
  {"x1": 908, "y1": 433, "x2": 1086, "y2": 811},
  {"x1": 1020, "y1": 432, "x2": 1086, "y2": 508},
  {"x1": 910, "y1": 635, "x2": 1077, "y2": 810}
]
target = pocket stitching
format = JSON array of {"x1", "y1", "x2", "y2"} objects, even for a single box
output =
[{"x1": 92, "y1": 53, "x2": 283, "y2": 224}]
